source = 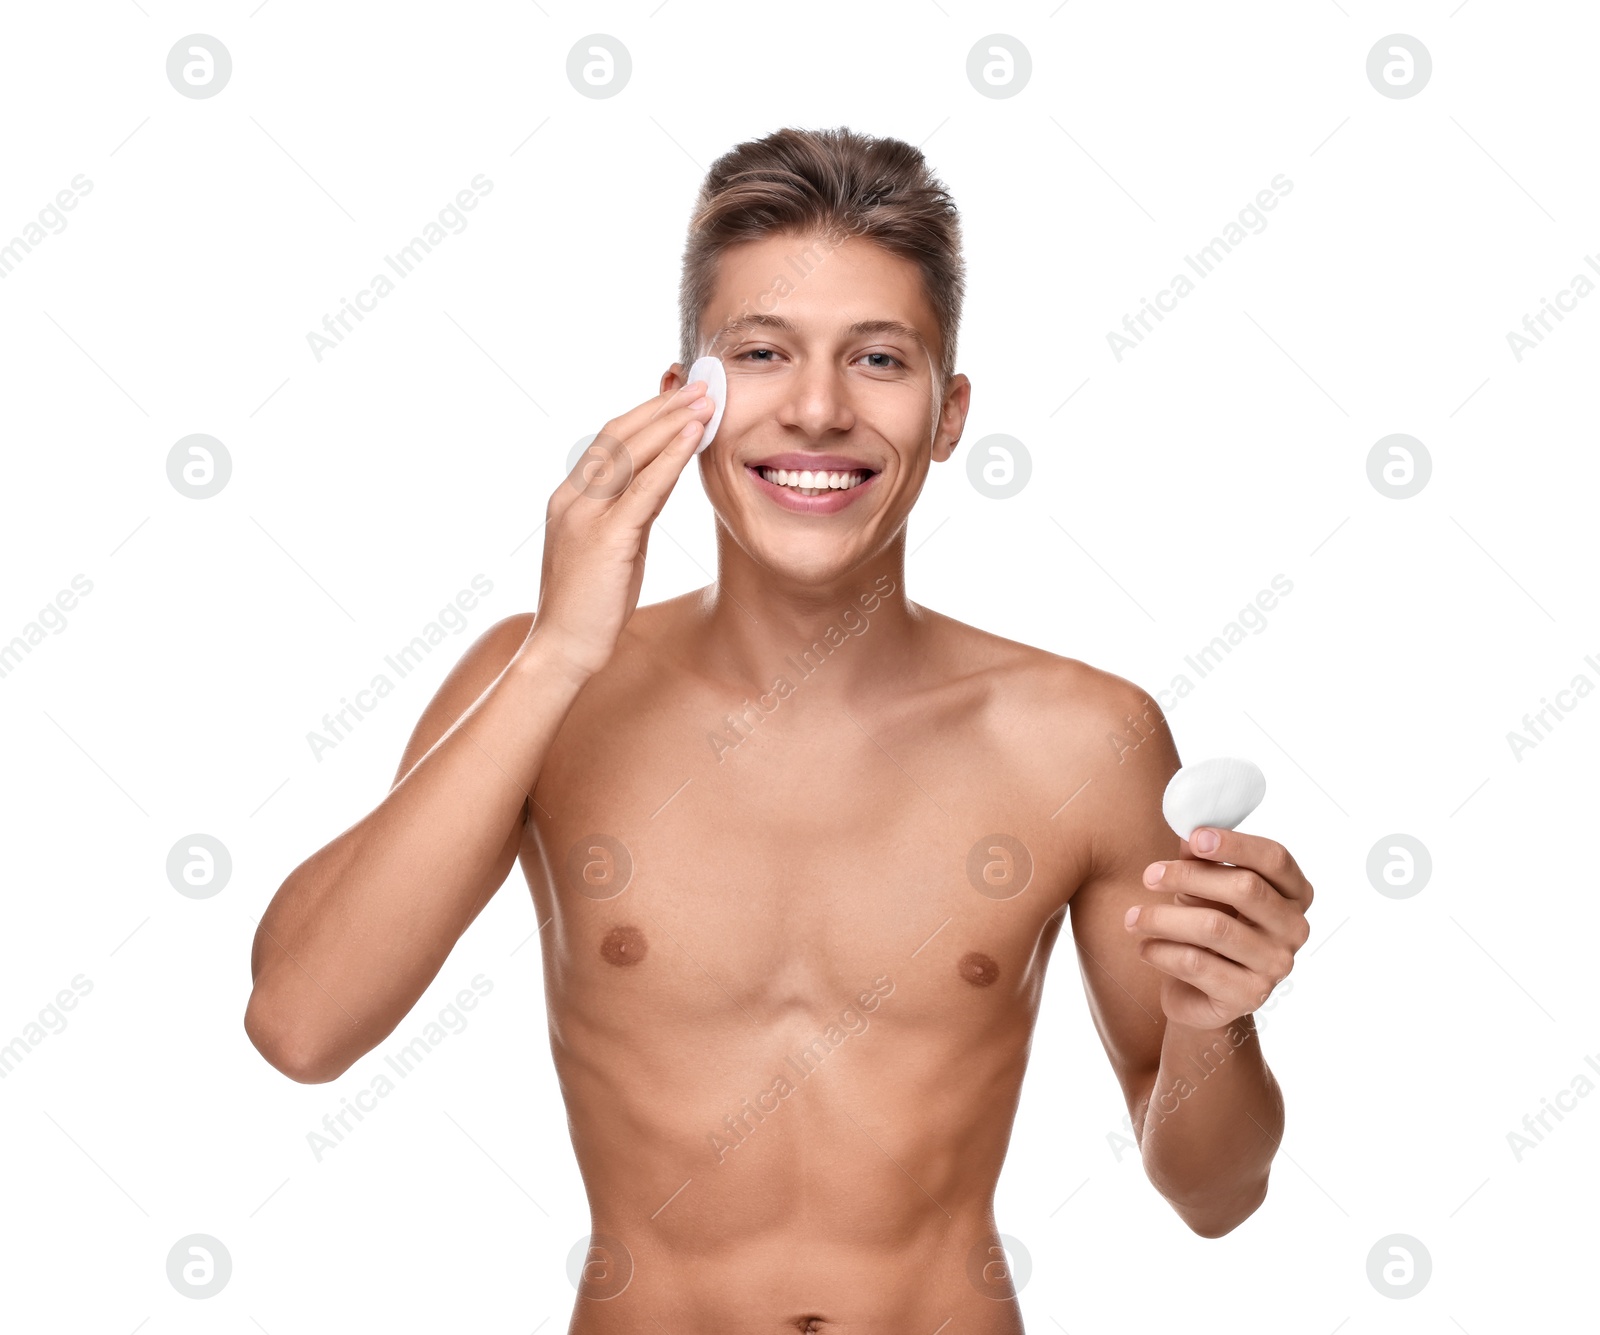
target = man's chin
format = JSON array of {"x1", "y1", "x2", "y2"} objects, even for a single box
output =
[{"x1": 735, "y1": 531, "x2": 879, "y2": 591}]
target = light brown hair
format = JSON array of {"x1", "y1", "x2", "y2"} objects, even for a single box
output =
[{"x1": 678, "y1": 126, "x2": 966, "y2": 393}]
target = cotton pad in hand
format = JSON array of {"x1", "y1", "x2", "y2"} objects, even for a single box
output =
[
  {"x1": 1161, "y1": 757, "x2": 1266, "y2": 841},
  {"x1": 686, "y1": 355, "x2": 727, "y2": 455}
]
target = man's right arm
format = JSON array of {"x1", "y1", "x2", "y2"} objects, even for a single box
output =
[
  {"x1": 242, "y1": 613, "x2": 585, "y2": 1083},
  {"x1": 244, "y1": 373, "x2": 716, "y2": 1083}
]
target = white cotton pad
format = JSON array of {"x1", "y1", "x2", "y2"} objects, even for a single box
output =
[
  {"x1": 686, "y1": 355, "x2": 727, "y2": 455},
  {"x1": 1161, "y1": 757, "x2": 1266, "y2": 841}
]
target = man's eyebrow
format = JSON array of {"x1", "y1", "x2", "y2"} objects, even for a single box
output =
[{"x1": 708, "y1": 313, "x2": 928, "y2": 352}]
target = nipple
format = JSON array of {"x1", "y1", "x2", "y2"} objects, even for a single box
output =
[
  {"x1": 958, "y1": 951, "x2": 1000, "y2": 987},
  {"x1": 599, "y1": 924, "x2": 648, "y2": 967}
]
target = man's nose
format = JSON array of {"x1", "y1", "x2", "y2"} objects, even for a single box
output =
[{"x1": 778, "y1": 363, "x2": 855, "y2": 437}]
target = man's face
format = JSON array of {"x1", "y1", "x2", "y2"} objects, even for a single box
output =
[{"x1": 667, "y1": 232, "x2": 970, "y2": 584}]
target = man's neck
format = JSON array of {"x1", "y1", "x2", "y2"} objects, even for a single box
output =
[{"x1": 688, "y1": 535, "x2": 924, "y2": 702}]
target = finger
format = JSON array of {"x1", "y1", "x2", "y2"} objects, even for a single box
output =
[
  {"x1": 627, "y1": 377, "x2": 709, "y2": 432},
  {"x1": 605, "y1": 411, "x2": 706, "y2": 534},
  {"x1": 1136, "y1": 938, "x2": 1259, "y2": 1013},
  {"x1": 1161, "y1": 843, "x2": 1303, "y2": 917},
  {"x1": 548, "y1": 383, "x2": 710, "y2": 520},
  {"x1": 1183, "y1": 828, "x2": 1312, "y2": 906},
  {"x1": 1150, "y1": 861, "x2": 1309, "y2": 942},
  {"x1": 1153, "y1": 976, "x2": 1235, "y2": 1032},
  {"x1": 1127, "y1": 902, "x2": 1291, "y2": 978},
  {"x1": 1173, "y1": 890, "x2": 1239, "y2": 919},
  {"x1": 551, "y1": 434, "x2": 628, "y2": 517},
  {"x1": 563, "y1": 398, "x2": 712, "y2": 512},
  {"x1": 623, "y1": 395, "x2": 715, "y2": 488}
]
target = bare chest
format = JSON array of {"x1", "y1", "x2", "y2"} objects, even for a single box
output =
[{"x1": 518, "y1": 667, "x2": 1085, "y2": 1024}]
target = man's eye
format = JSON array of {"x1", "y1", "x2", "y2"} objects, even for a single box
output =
[{"x1": 733, "y1": 348, "x2": 902, "y2": 369}]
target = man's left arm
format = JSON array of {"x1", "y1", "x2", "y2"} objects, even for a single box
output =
[{"x1": 1066, "y1": 683, "x2": 1315, "y2": 1237}]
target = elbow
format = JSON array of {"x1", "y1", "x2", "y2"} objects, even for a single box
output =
[
  {"x1": 1185, "y1": 1209, "x2": 1253, "y2": 1240},
  {"x1": 1172, "y1": 1176, "x2": 1270, "y2": 1239},
  {"x1": 243, "y1": 987, "x2": 351, "y2": 1085}
]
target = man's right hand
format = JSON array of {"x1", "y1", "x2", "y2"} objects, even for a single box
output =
[{"x1": 528, "y1": 377, "x2": 714, "y2": 679}]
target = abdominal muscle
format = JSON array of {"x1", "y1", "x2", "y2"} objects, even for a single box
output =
[{"x1": 544, "y1": 949, "x2": 1038, "y2": 1334}]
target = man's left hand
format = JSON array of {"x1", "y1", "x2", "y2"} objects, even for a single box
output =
[{"x1": 1125, "y1": 828, "x2": 1314, "y2": 1031}]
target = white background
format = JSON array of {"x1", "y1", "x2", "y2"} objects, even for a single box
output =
[{"x1": 1, "y1": 1, "x2": 1594, "y2": 1331}]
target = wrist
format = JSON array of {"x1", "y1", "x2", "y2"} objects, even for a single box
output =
[{"x1": 514, "y1": 625, "x2": 600, "y2": 692}]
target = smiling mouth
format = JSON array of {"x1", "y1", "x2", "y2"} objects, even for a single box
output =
[{"x1": 752, "y1": 465, "x2": 875, "y2": 497}]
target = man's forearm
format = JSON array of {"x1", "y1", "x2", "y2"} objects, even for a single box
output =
[{"x1": 1136, "y1": 1013, "x2": 1284, "y2": 1236}]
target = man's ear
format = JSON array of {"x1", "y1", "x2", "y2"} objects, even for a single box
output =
[
  {"x1": 660, "y1": 363, "x2": 688, "y2": 396},
  {"x1": 930, "y1": 372, "x2": 972, "y2": 464}
]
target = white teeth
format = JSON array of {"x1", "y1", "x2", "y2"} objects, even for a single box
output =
[{"x1": 757, "y1": 466, "x2": 870, "y2": 494}]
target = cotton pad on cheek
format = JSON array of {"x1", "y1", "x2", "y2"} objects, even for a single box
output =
[
  {"x1": 686, "y1": 355, "x2": 727, "y2": 455},
  {"x1": 1161, "y1": 757, "x2": 1266, "y2": 842}
]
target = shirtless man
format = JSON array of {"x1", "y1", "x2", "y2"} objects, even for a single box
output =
[{"x1": 244, "y1": 127, "x2": 1314, "y2": 1333}]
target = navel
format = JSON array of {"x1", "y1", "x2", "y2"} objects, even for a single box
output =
[
  {"x1": 600, "y1": 924, "x2": 648, "y2": 967},
  {"x1": 958, "y1": 951, "x2": 1000, "y2": 988}
]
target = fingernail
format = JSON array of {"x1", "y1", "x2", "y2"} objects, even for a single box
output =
[
  {"x1": 1144, "y1": 863, "x2": 1166, "y2": 886},
  {"x1": 1194, "y1": 829, "x2": 1219, "y2": 853},
  {"x1": 1124, "y1": 906, "x2": 1140, "y2": 928},
  {"x1": 689, "y1": 396, "x2": 710, "y2": 412}
]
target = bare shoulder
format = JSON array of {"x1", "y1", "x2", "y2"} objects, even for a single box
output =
[
  {"x1": 916, "y1": 607, "x2": 1180, "y2": 859},
  {"x1": 916, "y1": 605, "x2": 1167, "y2": 747}
]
